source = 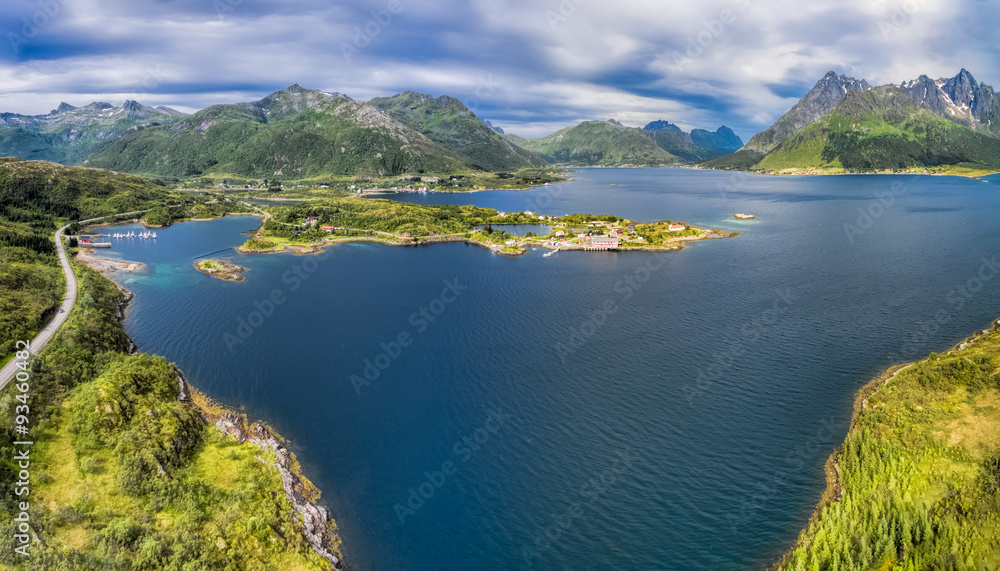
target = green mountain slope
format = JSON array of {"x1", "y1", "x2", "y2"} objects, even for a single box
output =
[
  {"x1": 83, "y1": 85, "x2": 471, "y2": 179},
  {"x1": 0, "y1": 101, "x2": 187, "y2": 165},
  {"x1": 0, "y1": 156, "x2": 168, "y2": 356},
  {"x1": 700, "y1": 71, "x2": 871, "y2": 170},
  {"x1": 775, "y1": 328, "x2": 1000, "y2": 570},
  {"x1": 368, "y1": 92, "x2": 547, "y2": 171},
  {"x1": 757, "y1": 86, "x2": 1000, "y2": 172},
  {"x1": 509, "y1": 120, "x2": 683, "y2": 166},
  {"x1": 743, "y1": 72, "x2": 873, "y2": 154},
  {"x1": 0, "y1": 157, "x2": 241, "y2": 356},
  {"x1": 0, "y1": 158, "x2": 174, "y2": 250},
  {"x1": 0, "y1": 157, "x2": 341, "y2": 567}
]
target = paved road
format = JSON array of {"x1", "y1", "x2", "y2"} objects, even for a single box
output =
[
  {"x1": 0, "y1": 224, "x2": 76, "y2": 391},
  {"x1": 0, "y1": 208, "x2": 169, "y2": 391}
]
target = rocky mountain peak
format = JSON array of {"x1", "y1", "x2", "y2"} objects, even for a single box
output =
[
  {"x1": 483, "y1": 119, "x2": 504, "y2": 134},
  {"x1": 741, "y1": 71, "x2": 871, "y2": 153},
  {"x1": 643, "y1": 120, "x2": 683, "y2": 133},
  {"x1": 941, "y1": 68, "x2": 982, "y2": 111}
]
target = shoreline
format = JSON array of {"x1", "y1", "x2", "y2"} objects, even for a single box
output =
[
  {"x1": 82, "y1": 257, "x2": 345, "y2": 568},
  {"x1": 194, "y1": 258, "x2": 248, "y2": 281},
  {"x1": 236, "y1": 226, "x2": 735, "y2": 259},
  {"x1": 769, "y1": 317, "x2": 1000, "y2": 569},
  {"x1": 75, "y1": 250, "x2": 145, "y2": 275},
  {"x1": 691, "y1": 164, "x2": 1000, "y2": 180}
]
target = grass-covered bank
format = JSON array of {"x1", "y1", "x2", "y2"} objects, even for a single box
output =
[
  {"x1": 236, "y1": 197, "x2": 734, "y2": 258},
  {"x1": 773, "y1": 323, "x2": 1000, "y2": 570},
  {"x1": 0, "y1": 262, "x2": 341, "y2": 570}
]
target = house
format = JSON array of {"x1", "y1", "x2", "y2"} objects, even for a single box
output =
[
  {"x1": 504, "y1": 240, "x2": 516, "y2": 246},
  {"x1": 321, "y1": 225, "x2": 335, "y2": 232},
  {"x1": 306, "y1": 217, "x2": 318, "y2": 222},
  {"x1": 583, "y1": 235, "x2": 621, "y2": 250},
  {"x1": 669, "y1": 224, "x2": 686, "y2": 231},
  {"x1": 555, "y1": 230, "x2": 565, "y2": 237}
]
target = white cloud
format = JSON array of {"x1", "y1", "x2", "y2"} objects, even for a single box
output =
[{"x1": 0, "y1": 0, "x2": 997, "y2": 141}]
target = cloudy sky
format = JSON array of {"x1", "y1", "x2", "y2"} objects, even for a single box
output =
[{"x1": 1, "y1": 0, "x2": 997, "y2": 139}]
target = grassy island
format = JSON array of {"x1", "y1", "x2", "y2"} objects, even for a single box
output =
[
  {"x1": 237, "y1": 197, "x2": 735, "y2": 257},
  {"x1": 194, "y1": 259, "x2": 247, "y2": 282},
  {"x1": 775, "y1": 324, "x2": 1000, "y2": 570}
]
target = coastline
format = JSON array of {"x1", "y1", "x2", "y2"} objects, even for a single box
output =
[
  {"x1": 75, "y1": 249, "x2": 145, "y2": 275},
  {"x1": 769, "y1": 318, "x2": 1000, "y2": 569},
  {"x1": 81, "y1": 255, "x2": 345, "y2": 568},
  {"x1": 236, "y1": 228, "x2": 735, "y2": 258},
  {"x1": 194, "y1": 258, "x2": 248, "y2": 281},
  {"x1": 691, "y1": 164, "x2": 1000, "y2": 180}
]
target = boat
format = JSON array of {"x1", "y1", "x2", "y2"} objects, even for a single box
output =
[{"x1": 152, "y1": 232, "x2": 157, "y2": 239}]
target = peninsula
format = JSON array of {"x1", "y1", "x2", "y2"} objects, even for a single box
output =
[
  {"x1": 774, "y1": 321, "x2": 1000, "y2": 569},
  {"x1": 237, "y1": 197, "x2": 735, "y2": 257}
]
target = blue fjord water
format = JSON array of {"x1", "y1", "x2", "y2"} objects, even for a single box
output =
[{"x1": 100, "y1": 168, "x2": 1000, "y2": 569}]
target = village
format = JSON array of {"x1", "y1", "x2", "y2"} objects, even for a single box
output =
[{"x1": 281, "y1": 209, "x2": 734, "y2": 257}]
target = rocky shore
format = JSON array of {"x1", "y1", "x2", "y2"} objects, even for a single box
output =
[
  {"x1": 194, "y1": 258, "x2": 248, "y2": 281},
  {"x1": 75, "y1": 250, "x2": 144, "y2": 276},
  {"x1": 177, "y1": 373, "x2": 345, "y2": 568},
  {"x1": 95, "y1": 259, "x2": 345, "y2": 568}
]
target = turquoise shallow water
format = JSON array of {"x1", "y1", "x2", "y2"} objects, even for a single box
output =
[{"x1": 103, "y1": 168, "x2": 1000, "y2": 569}]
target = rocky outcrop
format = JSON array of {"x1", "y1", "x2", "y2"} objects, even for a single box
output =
[
  {"x1": 208, "y1": 409, "x2": 343, "y2": 569},
  {"x1": 112, "y1": 285, "x2": 139, "y2": 354}
]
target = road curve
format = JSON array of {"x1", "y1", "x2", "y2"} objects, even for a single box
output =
[
  {"x1": 0, "y1": 224, "x2": 77, "y2": 391},
  {"x1": 0, "y1": 208, "x2": 170, "y2": 391}
]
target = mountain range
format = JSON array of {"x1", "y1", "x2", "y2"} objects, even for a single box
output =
[
  {"x1": 503, "y1": 119, "x2": 742, "y2": 167},
  {"x1": 0, "y1": 86, "x2": 742, "y2": 179},
  {"x1": 4, "y1": 69, "x2": 998, "y2": 180},
  {"x1": 0, "y1": 101, "x2": 186, "y2": 165},
  {"x1": 703, "y1": 69, "x2": 1000, "y2": 173}
]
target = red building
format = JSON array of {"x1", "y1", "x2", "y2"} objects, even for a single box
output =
[{"x1": 583, "y1": 235, "x2": 620, "y2": 250}]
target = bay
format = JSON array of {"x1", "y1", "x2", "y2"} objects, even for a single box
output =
[{"x1": 102, "y1": 168, "x2": 1000, "y2": 569}]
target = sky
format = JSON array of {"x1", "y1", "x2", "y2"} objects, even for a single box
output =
[{"x1": 1, "y1": 0, "x2": 998, "y2": 140}]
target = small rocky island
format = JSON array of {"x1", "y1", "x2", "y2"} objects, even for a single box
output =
[
  {"x1": 733, "y1": 213, "x2": 756, "y2": 219},
  {"x1": 195, "y1": 258, "x2": 248, "y2": 281}
]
